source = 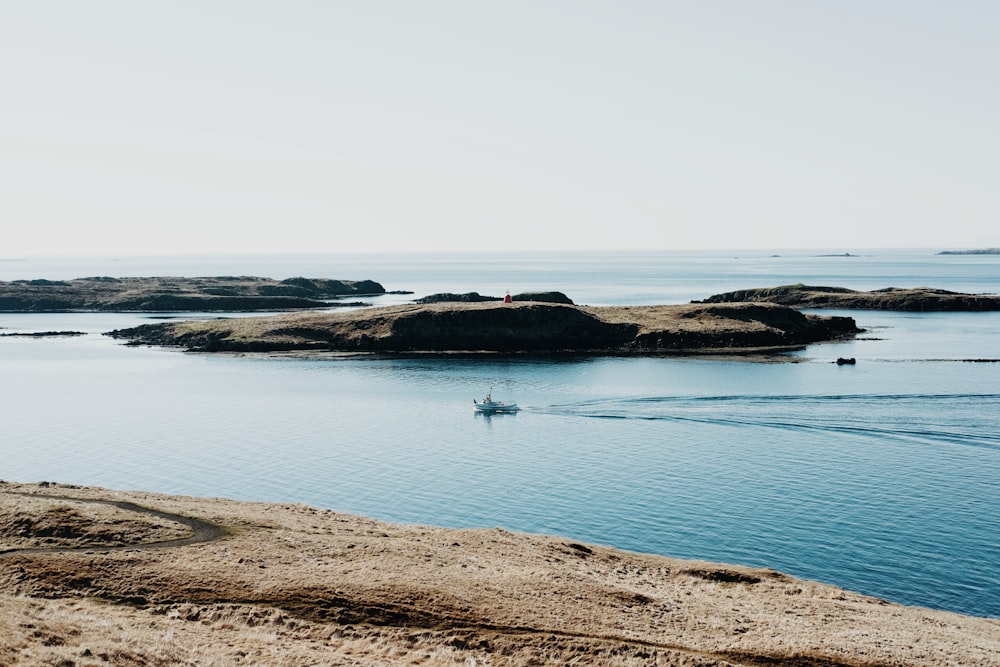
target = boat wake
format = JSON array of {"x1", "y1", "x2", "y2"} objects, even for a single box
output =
[{"x1": 540, "y1": 393, "x2": 1000, "y2": 451}]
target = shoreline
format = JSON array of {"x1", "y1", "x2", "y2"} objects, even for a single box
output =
[{"x1": 2, "y1": 481, "x2": 997, "y2": 666}]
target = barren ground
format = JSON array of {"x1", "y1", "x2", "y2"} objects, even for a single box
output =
[{"x1": 1, "y1": 482, "x2": 997, "y2": 666}]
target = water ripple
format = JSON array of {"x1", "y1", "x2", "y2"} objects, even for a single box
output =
[{"x1": 541, "y1": 393, "x2": 1000, "y2": 450}]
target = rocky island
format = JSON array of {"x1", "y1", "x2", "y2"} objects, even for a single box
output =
[
  {"x1": 697, "y1": 284, "x2": 1000, "y2": 311},
  {"x1": 108, "y1": 301, "x2": 861, "y2": 355},
  {"x1": 937, "y1": 248, "x2": 1000, "y2": 255},
  {"x1": 0, "y1": 276, "x2": 386, "y2": 312},
  {"x1": 1, "y1": 482, "x2": 996, "y2": 666}
]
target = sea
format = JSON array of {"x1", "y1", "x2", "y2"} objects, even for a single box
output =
[{"x1": 1, "y1": 249, "x2": 998, "y2": 619}]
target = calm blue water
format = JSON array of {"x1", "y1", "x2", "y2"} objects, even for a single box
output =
[{"x1": 1, "y1": 250, "x2": 998, "y2": 619}]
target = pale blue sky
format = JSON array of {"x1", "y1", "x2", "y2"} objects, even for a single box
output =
[{"x1": 2, "y1": 1, "x2": 997, "y2": 255}]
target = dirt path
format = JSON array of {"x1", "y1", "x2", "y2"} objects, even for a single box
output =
[{"x1": 0, "y1": 493, "x2": 224, "y2": 557}]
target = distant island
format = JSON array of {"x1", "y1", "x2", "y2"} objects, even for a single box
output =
[
  {"x1": 937, "y1": 248, "x2": 1000, "y2": 255},
  {"x1": 697, "y1": 284, "x2": 1000, "y2": 311},
  {"x1": 16, "y1": 276, "x2": 1000, "y2": 354},
  {"x1": 0, "y1": 276, "x2": 385, "y2": 312}
]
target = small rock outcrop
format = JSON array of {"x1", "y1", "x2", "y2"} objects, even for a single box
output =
[
  {"x1": 937, "y1": 248, "x2": 1000, "y2": 255},
  {"x1": 696, "y1": 284, "x2": 1000, "y2": 311},
  {"x1": 414, "y1": 292, "x2": 498, "y2": 304},
  {"x1": 415, "y1": 291, "x2": 574, "y2": 305},
  {"x1": 512, "y1": 291, "x2": 574, "y2": 304}
]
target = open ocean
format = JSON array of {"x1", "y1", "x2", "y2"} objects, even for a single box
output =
[{"x1": 1, "y1": 249, "x2": 998, "y2": 619}]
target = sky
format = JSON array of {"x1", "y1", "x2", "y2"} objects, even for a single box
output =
[{"x1": 1, "y1": 1, "x2": 998, "y2": 256}]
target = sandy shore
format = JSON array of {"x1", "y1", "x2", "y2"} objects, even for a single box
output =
[{"x1": 1, "y1": 481, "x2": 997, "y2": 666}]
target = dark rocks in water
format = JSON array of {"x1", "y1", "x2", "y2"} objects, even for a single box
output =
[
  {"x1": 415, "y1": 292, "x2": 499, "y2": 304},
  {"x1": 0, "y1": 331, "x2": 86, "y2": 338},
  {"x1": 0, "y1": 276, "x2": 387, "y2": 312},
  {"x1": 937, "y1": 248, "x2": 1000, "y2": 255},
  {"x1": 511, "y1": 291, "x2": 574, "y2": 305},
  {"x1": 415, "y1": 291, "x2": 574, "y2": 305},
  {"x1": 836, "y1": 357, "x2": 856, "y2": 365},
  {"x1": 696, "y1": 283, "x2": 1000, "y2": 311}
]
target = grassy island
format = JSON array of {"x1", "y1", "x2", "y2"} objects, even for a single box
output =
[{"x1": 107, "y1": 301, "x2": 861, "y2": 355}]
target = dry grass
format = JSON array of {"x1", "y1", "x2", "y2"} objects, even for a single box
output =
[
  {"x1": 0, "y1": 493, "x2": 190, "y2": 551},
  {"x1": 158, "y1": 301, "x2": 846, "y2": 356},
  {"x1": 1, "y1": 481, "x2": 997, "y2": 666},
  {"x1": 172, "y1": 302, "x2": 803, "y2": 341},
  {"x1": 582, "y1": 303, "x2": 794, "y2": 335}
]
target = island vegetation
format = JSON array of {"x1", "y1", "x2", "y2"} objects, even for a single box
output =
[{"x1": 2, "y1": 481, "x2": 997, "y2": 666}]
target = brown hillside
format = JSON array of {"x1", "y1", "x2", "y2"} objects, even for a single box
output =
[{"x1": 1, "y1": 482, "x2": 997, "y2": 666}]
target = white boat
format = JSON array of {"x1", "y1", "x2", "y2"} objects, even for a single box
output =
[{"x1": 473, "y1": 390, "x2": 519, "y2": 414}]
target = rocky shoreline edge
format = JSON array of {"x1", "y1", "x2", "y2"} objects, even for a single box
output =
[{"x1": 2, "y1": 481, "x2": 997, "y2": 666}]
